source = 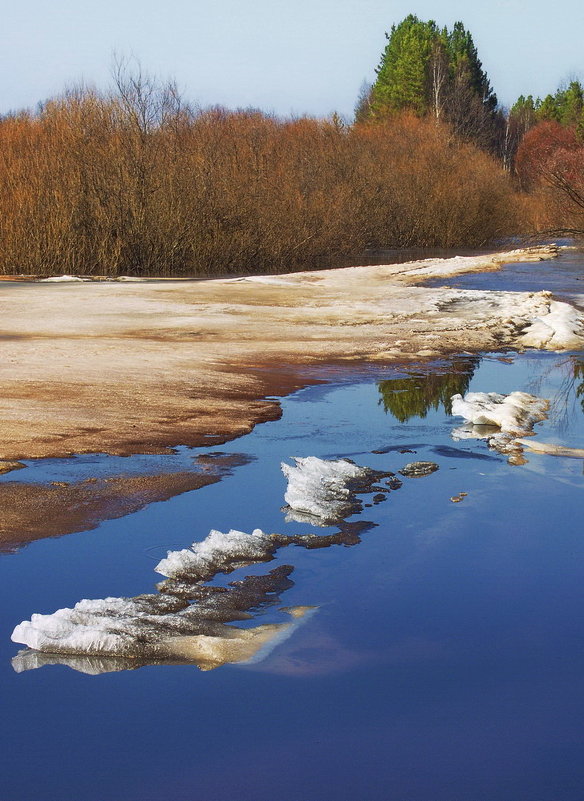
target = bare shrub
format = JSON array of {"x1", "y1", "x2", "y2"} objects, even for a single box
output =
[{"x1": 0, "y1": 79, "x2": 521, "y2": 276}]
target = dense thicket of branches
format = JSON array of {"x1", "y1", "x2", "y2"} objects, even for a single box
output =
[
  {"x1": 515, "y1": 121, "x2": 584, "y2": 235},
  {"x1": 0, "y1": 75, "x2": 519, "y2": 277}
]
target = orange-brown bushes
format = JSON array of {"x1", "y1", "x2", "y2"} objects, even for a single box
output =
[
  {"x1": 515, "y1": 121, "x2": 584, "y2": 235},
  {"x1": 0, "y1": 84, "x2": 521, "y2": 276},
  {"x1": 352, "y1": 116, "x2": 520, "y2": 249}
]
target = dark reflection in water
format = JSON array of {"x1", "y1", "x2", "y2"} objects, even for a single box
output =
[
  {"x1": 378, "y1": 356, "x2": 478, "y2": 421},
  {"x1": 574, "y1": 358, "x2": 584, "y2": 412}
]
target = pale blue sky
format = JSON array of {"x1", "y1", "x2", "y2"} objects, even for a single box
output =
[{"x1": 2, "y1": 0, "x2": 583, "y2": 118}]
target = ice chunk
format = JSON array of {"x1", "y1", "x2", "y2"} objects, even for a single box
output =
[
  {"x1": 12, "y1": 612, "x2": 313, "y2": 674},
  {"x1": 154, "y1": 528, "x2": 277, "y2": 580},
  {"x1": 450, "y1": 390, "x2": 549, "y2": 459},
  {"x1": 281, "y1": 456, "x2": 377, "y2": 525},
  {"x1": 11, "y1": 562, "x2": 300, "y2": 665},
  {"x1": 451, "y1": 391, "x2": 549, "y2": 433},
  {"x1": 11, "y1": 520, "x2": 369, "y2": 672}
]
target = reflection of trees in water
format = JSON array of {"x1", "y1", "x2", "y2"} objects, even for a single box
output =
[
  {"x1": 378, "y1": 357, "x2": 479, "y2": 423},
  {"x1": 526, "y1": 356, "x2": 584, "y2": 431},
  {"x1": 574, "y1": 359, "x2": 584, "y2": 413}
]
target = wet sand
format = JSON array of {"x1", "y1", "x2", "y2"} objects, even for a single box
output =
[
  {"x1": 0, "y1": 453, "x2": 249, "y2": 551},
  {"x1": 0, "y1": 245, "x2": 576, "y2": 461}
]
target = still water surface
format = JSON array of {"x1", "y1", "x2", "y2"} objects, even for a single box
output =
[{"x1": 1, "y1": 265, "x2": 583, "y2": 801}]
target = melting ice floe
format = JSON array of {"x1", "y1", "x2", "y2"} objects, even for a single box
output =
[
  {"x1": 11, "y1": 523, "x2": 370, "y2": 673},
  {"x1": 281, "y1": 456, "x2": 392, "y2": 525},
  {"x1": 519, "y1": 295, "x2": 584, "y2": 350},
  {"x1": 450, "y1": 390, "x2": 549, "y2": 461},
  {"x1": 155, "y1": 528, "x2": 277, "y2": 581}
]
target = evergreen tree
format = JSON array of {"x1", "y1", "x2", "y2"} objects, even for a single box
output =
[
  {"x1": 365, "y1": 16, "x2": 500, "y2": 152},
  {"x1": 536, "y1": 94, "x2": 560, "y2": 122},
  {"x1": 447, "y1": 22, "x2": 497, "y2": 111},
  {"x1": 556, "y1": 81, "x2": 584, "y2": 127},
  {"x1": 370, "y1": 15, "x2": 437, "y2": 117}
]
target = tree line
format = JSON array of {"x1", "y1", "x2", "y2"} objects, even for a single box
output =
[
  {"x1": 0, "y1": 17, "x2": 581, "y2": 278},
  {"x1": 0, "y1": 65, "x2": 518, "y2": 277},
  {"x1": 359, "y1": 14, "x2": 584, "y2": 237}
]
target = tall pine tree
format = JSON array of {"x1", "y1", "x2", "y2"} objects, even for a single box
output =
[{"x1": 366, "y1": 16, "x2": 499, "y2": 151}]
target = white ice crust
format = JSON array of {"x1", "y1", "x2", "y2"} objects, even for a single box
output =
[
  {"x1": 12, "y1": 528, "x2": 279, "y2": 659},
  {"x1": 281, "y1": 456, "x2": 369, "y2": 524},
  {"x1": 450, "y1": 390, "x2": 549, "y2": 455},
  {"x1": 12, "y1": 597, "x2": 152, "y2": 656},
  {"x1": 154, "y1": 527, "x2": 273, "y2": 579},
  {"x1": 520, "y1": 297, "x2": 584, "y2": 350},
  {"x1": 40, "y1": 275, "x2": 88, "y2": 282}
]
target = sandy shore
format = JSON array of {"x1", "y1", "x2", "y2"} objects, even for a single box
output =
[
  {"x1": 1, "y1": 244, "x2": 583, "y2": 548},
  {"x1": 0, "y1": 244, "x2": 581, "y2": 463}
]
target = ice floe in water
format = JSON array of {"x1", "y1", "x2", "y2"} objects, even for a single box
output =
[
  {"x1": 11, "y1": 521, "x2": 372, "y2": 673},
  {"x1": 11, "y1": 559, "x2": 303, "y2": 670},
  {"x1": 155, "y1": 528, "x2": 277, "y2": 581},
  {"x1": 281, "y1": 456, "x2": 392, "y2": 525},
  {"x1": 450, "y1": 390, "x2": 549, "y2": 462},
  {"x1": 520, "y1": 295, "x2": 584, "y2": 350}
]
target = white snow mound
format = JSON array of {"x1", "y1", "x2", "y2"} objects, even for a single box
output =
[
  {"x1": 520, "y1": 297, "x2": 584, "y2": 349},
  {"x1": 40, "y1": 274, "x2": 88, "y2": 282},
  {"x1": 11, "y1": 597, "x2": 153, "y2": 656}
]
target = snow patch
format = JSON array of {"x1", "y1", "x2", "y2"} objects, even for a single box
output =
[
  {"x1": 520, "y1": 298, "x2": 584, "y2": 349},
  {"x1": 40, "y1": 275, "x2": 89, "y2": 282}
]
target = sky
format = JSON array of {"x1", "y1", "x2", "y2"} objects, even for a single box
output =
[{"x1": 2, "y1": 0, "x2": 583, "y2": 119}]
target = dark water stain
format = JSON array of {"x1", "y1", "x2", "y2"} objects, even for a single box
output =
[{"x1": 431, "y1": 444, "x2": 501, "y2": 461}]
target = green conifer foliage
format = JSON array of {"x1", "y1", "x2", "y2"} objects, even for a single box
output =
[
  {"x1": 447, "y1": 22, "x2": 497, "y2": 110},
  {"x1": 367, "y1": 16, "x2": 498, "y2": 150},
  {"x1": 556, "y1": 81, "x2": 584, "y2": 127},
  {"x1": 370, "y1": 15, "x2": 437, "y2": 116},
  {"x1": 511, "y1": 81, "x2": 584, "y2": 135}
]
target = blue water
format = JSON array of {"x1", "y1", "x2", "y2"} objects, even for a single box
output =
[
  {"x1": 425, "y1": 245, "x2": 584, "y2": 306},
  {"x1": 0, "y1": 345, "x2": 583, "y2": 800}
]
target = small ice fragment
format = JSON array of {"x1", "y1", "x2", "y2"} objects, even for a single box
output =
[
  {"x1": 154, "y1": 528, "x2": 276, "y2": 580},
  {"x1": 281, "y1": 456, "x2": 373, "y2": 525}
]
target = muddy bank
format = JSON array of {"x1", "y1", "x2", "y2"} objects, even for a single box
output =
[
  {"x1": 0, "y1": 454, "x2": 249, "y2": 552},
  {"x1": 0, "y1": 245, "x2": 581, "y2": 465}
]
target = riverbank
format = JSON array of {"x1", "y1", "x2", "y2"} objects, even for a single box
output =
[{"x1": 0, "y1": 245, "x2": 581, "y2": 467}]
